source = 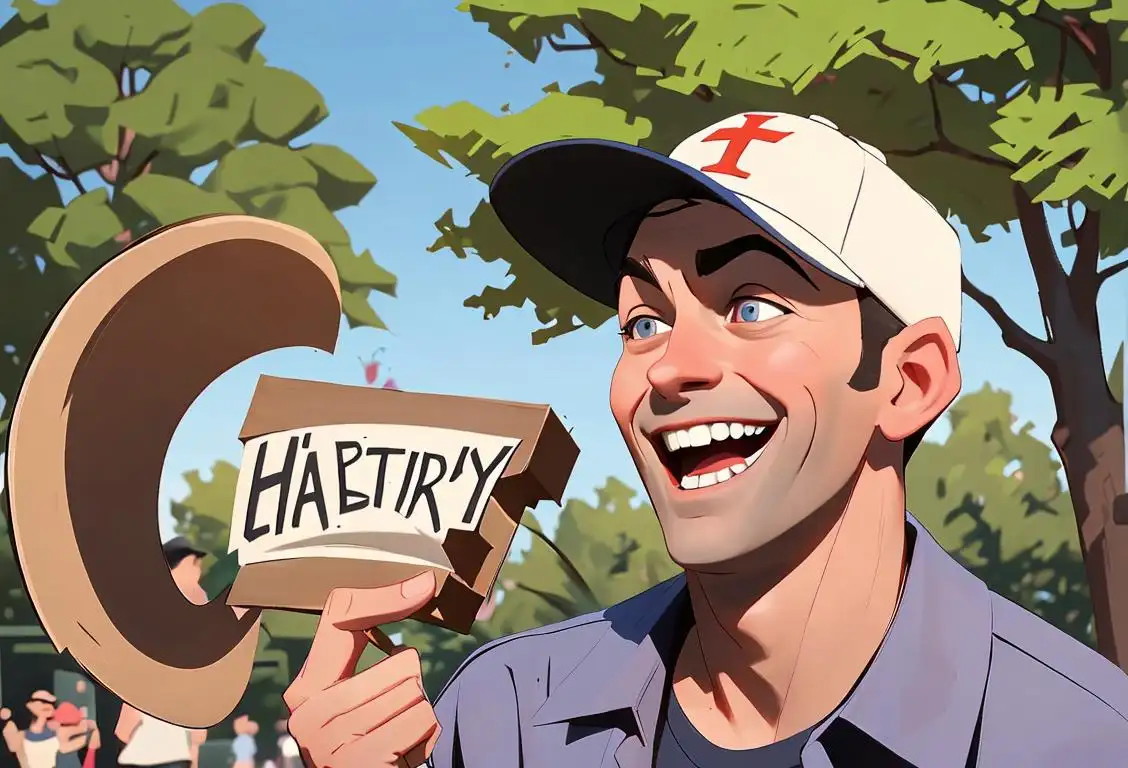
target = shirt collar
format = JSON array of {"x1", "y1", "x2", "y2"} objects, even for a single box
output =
[{"x1": 530, "y1": 514, "x2": 993, "y2": 766}]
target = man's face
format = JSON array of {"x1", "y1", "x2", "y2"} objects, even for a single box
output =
[
  {"x1": 171, "y1": 554, "x2": 207, "y2": 605},
  {"x1": 610, "y1": 200, "x2": 889, "y2": 569}
]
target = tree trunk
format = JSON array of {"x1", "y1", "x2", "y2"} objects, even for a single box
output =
[{"x1": 1047, "y1": 309, "x2": 1128, "y2": 665}]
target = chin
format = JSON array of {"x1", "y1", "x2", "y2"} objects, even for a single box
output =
[{"x1": 658, "y1": 513, "x2": 766, "y2": 570}]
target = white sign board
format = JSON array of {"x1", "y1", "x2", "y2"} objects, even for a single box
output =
[{"x1": 228, "y1": 424, "x2": 521, "y2": 572}]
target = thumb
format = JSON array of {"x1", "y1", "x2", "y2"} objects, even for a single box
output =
[{"x1": 331, "y1": 571, "x2": 437, "y2": 631}]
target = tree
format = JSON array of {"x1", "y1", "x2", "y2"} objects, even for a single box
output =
[
  {"x1": 0, "y1": 0, "x2": 394, "y2": 436},
  {"x1": 397, "y1": 0, "x2": 1128, "y2": 666},
  {"x1": 909, "y1": 384, "x2": 1092, "y2": 644}
]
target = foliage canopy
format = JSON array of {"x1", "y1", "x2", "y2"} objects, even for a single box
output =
[
  {"x1": 0, "y1": 0, "x2": 393, "y2": 426},
  {"x1": 398, "y1": 0, "x2": 1128, "y2": 342}
]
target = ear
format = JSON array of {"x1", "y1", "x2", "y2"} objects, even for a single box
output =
[{"x1": 876, "y1": 317, "x2": 961, "y2": 442}]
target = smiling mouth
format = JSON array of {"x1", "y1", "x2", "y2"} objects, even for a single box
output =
[{"x1": 651, "y1": 420, "x2": 778, "y2": 490}]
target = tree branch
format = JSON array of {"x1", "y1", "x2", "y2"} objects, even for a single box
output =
[
  {"x1": 35, "y1": 149, "x2": 86, "y2": 194},
  {"x1": 884, "y1": 79, "x2": 1017, "y2": 170},
  {"x1": 547, "y1": 23, "x2": 716, "y2": 102},
  {"x1": 962, "y1": 273, "x2": 1054, "y2": 370},
  {"x1": 1012, "y1": 183, "x2": 1072, "y2": 342},
  {"x1": 1098, "y1": 259, "x2": 1128, "y2": 288},
  {"x1": 1067, "y1": 205, "x2": 1102, "y2": 321},
  {"x1": 520, "y1": 520, "x2": 599, "y2": 606},
  {"x1": 1054, "y1": 23, "x2": 1068, "y2": 101},
  {"x1": 1031, "y1": 12, "x2": 1112, "y2": 89}
]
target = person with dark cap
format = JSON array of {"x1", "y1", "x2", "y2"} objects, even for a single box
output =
[
  {"x1": 161, "y1": 537, "x2": 210, "y2": 607},
  {"x1": 115, "y1": 537, "x2": 209, "y2": 768}
]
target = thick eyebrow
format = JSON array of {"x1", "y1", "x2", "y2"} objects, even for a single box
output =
[
  {"x1": 618, "y1": 256, "x2": 661, "y2": 292},
  {"x1": 696, "y1": 234, "x2": 818, "y2": 289}
]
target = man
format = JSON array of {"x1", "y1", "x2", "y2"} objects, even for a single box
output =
[
  {"x1": 283, "y1": 113, "x2": 1128, "y2": 766},
  {"x1": 116, "y1": 537, "x2": 209, "y2": 768}
]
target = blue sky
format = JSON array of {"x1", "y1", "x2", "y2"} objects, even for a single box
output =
[{"x1": 4, "y1": 1, "x2": 1126, "y2": 542}]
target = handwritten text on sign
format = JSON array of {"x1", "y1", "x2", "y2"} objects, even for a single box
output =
[{"x1": 229, "y1": 423, "x2": 521, "y2": 553}]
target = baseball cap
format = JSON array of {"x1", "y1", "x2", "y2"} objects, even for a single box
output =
[
  {"x1": 488, "y1": 112, "x2": 962, "y2": 348},
  {"x1": 162, "y1": 536, "x2": 208, "y2": 562}
]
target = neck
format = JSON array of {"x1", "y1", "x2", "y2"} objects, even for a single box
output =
[
  {"x1": 30, "y1": 718, "x2": 47, "y2": 731},
  {"x1": 674, "y1": 460, "x2": 908, "y2": 747}
]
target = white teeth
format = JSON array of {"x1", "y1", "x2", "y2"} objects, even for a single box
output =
[
  {"x1": 730, "y1": 462, "x2": 746, "y2": 474},
  {"x1": 680, "y1": 474, "x2": 700, "y2": 490},
  {"x1": 697, "y1": 472, "x2": 717, "y2": 487},
  {"x1": 660, "y1": 421, "x2": 773, "y2": 453},
  {"x1": 687, "y1": 424, "x2": 711, "y2": 447},
  {"x1": 745, "y1": 446, "x2": 766, "y2": 465},
  {"x1": 715, "y1": 467, "x2": 732, "y2": 483}
]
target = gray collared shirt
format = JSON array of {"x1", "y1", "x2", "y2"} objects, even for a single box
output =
[{"x1": 429, "y1": 515, "x2": 1128, "y2": 766}]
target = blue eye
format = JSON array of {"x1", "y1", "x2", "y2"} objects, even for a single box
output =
[
  {"x1": 622, "y1": 316, "x2": 671, "y2": 340},
  {"x1": 730, "y1": 298, "x2": 786, "y2": 324}
]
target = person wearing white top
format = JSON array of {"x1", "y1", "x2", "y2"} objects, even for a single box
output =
[
  {"x1": 1, "y1": 691, "x2": 61, "y2": 768},
  {"x1": 116, "y1": 538, "x2": 211, "y2": 768}
]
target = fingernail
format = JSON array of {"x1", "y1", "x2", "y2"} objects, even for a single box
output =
[{"x1": 401, "y1": 571, "x2": 435, "y2": 599}]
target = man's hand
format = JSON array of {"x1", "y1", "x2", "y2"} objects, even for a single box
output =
[{"x1": 284, "y1": 572, "x2": 440, "y2": 768}]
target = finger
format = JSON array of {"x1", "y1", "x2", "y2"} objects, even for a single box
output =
[
  {"x1": 286, "y1": 573, "x2": 434, "y2": 712},
  {"x1": 401, "y1": 723, "x2": 442, "y2": 768},
  {"x1": 321, "y1": 677, "x2": 425, "y2": 750},
  {"x1": 289, "y1": 649, "x2": 423, "y2": 735},
  {"x1": 284, "y1": 591, "x2": 367, "y2": 712},
  {"x1": 331, "y1": 701, "x2": 439, "y2": 767},
  {"x1": 332, "y1": 572, "x2": 437, "y2": 632}
]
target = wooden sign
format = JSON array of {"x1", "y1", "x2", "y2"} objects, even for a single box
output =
[
  {"x1": 2, "y1": 215, "x2": 578, "y2": 729},
  {"x1": 226, "y1": 376, "x2": 577, "y2": 633}
]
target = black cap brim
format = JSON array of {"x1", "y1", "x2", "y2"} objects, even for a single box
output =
[{"x1": 488, "y1": 139, "x2": 769, "y2": 309}]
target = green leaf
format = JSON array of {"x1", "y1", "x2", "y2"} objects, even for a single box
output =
[
  {"x1": 50, "y1": 0, "x2": 193, "y2": 71},
  {"x1": 341, "y1": 288, "x2": 386, "y2": 330},
  {"x1": 0, "y1": 27, "x2": 118, "y2": 167},
  {"x1": 991, "y1": 85, "x2": 1128, "y2": 204},
  {"x1": 429, "y1": 202, "x2": 614, "y2": 343},
  {"x1": 249, "y1": 66, "x2": 328, "y2": 143},
  {"x1": 399, "y1": 91, "x2": 653, "y2": 182},
  {"x1": 244, "y1": 186, "x2": 350, "y2": 245},
  {"x1": 105, "y1": 49, "x2": 255, "y2": 169},
  {"x1": 202, "y1": 143, "x2": 319, "y2": 199},
  {"x1": 27, "y1": 207, "x2": 65, "y2": 242},
  {"x1": 296, "y1": 144, "x2": 378, "y2": 211},
  {"x1": 328, "y1": 245, "x2": 397, "y2": 296},
  {"x1": 0, "y1": 157, "x2": 63, "y2": 233},
  {"x1": 120, "y1": 173, "x2": 242, "y2": 223},
  {"x1": 180, "y1": 2, "x2": 265, "y2": 61},
  {"x1": 36, "y1": 188, "x2": 125, "y2": 267}
]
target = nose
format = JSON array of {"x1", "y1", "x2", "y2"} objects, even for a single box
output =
[{"x1": 646, "y1": 326, "x2": 723, "y2": 400}]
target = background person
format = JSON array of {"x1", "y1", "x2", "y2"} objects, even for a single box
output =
[
  {"x1": 116, "y1": 537, "x2": 210, "y2": 768},
  {"x1": 53, "y1": 702, "x2": 99, "y2": 768},
  {"x1": 229, "y1": 716, "x2": 257, "y2": 768}
]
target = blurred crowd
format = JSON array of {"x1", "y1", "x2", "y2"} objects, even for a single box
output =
[{"x1": 0, "y1": 537, "x2": 299, "y2": 768}]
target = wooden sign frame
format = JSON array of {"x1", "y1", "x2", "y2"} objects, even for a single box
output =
[{"x1": 226, "y1": 375, "x2": 579, "y2": 634}]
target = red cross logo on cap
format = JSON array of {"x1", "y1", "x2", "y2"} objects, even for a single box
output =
[{"x1": 699, "y1": 113, "x2": 793, "y2": 180}]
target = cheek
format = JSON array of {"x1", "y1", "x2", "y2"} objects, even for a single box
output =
[
  {"x1": 739, "y1": 335, "x2": 860, "y2": 405},
  {"x1": 609, "y1": 356, "x2": 647, "y2": 439}
]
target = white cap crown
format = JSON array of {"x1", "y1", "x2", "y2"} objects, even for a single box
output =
[{"x1": 669, "y1": 112, "x2": 962, "y2": 348}]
